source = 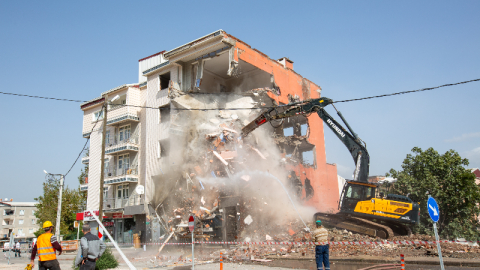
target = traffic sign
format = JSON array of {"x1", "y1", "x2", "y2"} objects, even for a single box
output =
[
  {"x1": 189, "y1": 216, "x2": 195, "y2": 232},
  {"x1": 428, "y1": 197, "x2": 440, "y2": 223}
]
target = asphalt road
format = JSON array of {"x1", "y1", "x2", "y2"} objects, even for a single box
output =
[{"x1": 2, "y1": 249, "x2": 480, "y2": 270}]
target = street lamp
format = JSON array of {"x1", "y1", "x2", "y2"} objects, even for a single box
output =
[{"x1": 43, "y1": 170, "x2": 64, "y2": 239}]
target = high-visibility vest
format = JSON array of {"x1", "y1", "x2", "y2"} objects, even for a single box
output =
[{"x1": 37, "y1": 233, "x2": 56, "y2": 261}]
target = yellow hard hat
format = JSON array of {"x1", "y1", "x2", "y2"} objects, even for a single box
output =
[{"x1": 42, "y1": 221, "x2": 53, "y2": 228}]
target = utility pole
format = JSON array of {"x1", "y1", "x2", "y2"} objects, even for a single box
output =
[
  {"x1": 56, "y1": 175, "x2": 64, "y2": 238},
  {"x1": 43, "y1": 170, "x2": 64, "y2": 240},
  {"x1": 99, "y1": 94, "x2": 108, "y2": 223}
]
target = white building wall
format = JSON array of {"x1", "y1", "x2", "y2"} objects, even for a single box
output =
[
  {"x1": 144, "y1": 70, "x2": 173, "y2": 205},
  {"x1": 82, "y1": 105, "x2": 103, "y2": 135},
  {"x1": 139, "y1": 54, "x2": 166, "y2": 83},
  {"x1": 86, "y1": 128, "x2": 102, "y2": 211}
]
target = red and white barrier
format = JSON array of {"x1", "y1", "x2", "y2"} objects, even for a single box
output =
[{"x1": 106, "y1": 239, "x2": 478, "y2": 246}]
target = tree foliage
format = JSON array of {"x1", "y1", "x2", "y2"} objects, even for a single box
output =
[
  {"x1": 387, "y1": 147, "x2": 480, "y2": 240},
  {"x1": 34, "y1": 176, "x2": 85, "y2": 237}
]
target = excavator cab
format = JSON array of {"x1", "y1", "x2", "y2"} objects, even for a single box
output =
[{"x1": 339, "y1": 181, "x2": 377, "y2": 213}]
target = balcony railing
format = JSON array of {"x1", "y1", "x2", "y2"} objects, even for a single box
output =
[
  {"x1": 106, "y1": 104, "x2": 140, "y2": 126},
  {"x1": 102, "y1": 195, "x2": 144, "y2": 210},
  {"x1": 104, "y1": 166, "x2": 138, "y2": 185},
  {"x1": 105, "y1": 137, "x2": 139, "y2": 155},
  {"x1": 81, "y1": 156, "x2": 89, "y2": 164},
  {"x1": 80, "y1": 184, "x2": 88, "y2": 191}
]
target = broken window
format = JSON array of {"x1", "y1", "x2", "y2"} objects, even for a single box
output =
[
  {"x1": 282, "y1": 115, "x2": 309, "y2": 137},
  {"x1": 159, "y1": 105, "x2": 170, "y2": 123},
  {"x1": 302, "y1": 150, "x2": 315, "y2": 166},
  {"x1": 300, "y1": 124, "x2": 308, "y2": 136},
  {"x1": 288, "y1": 171, "x2": 302, "y2": 199},
  {"x1": 283, "y1": 127, "x2": 294, "y2": 137},
  {"x1": 160, "y1": 72, "x2": 171, "y2": 90},
  {"x1": 159, "y1": 139, "x2": 170, "y2": 158},
  {"x1": 304, "y1": 178, "x2": 314, "y2": 200}
]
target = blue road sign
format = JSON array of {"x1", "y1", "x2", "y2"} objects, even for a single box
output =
[{"x1": 428, "y1": 197, "x2": 440, "y2": 222}]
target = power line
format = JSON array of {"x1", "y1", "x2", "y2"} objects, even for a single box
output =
[
  {"x1": 0, "y1": 91, "x2": 85, "y2": 103},
  {"x1": 3, "y1": 78, "x2": 478, "y2": 179},
  {"x1": 1, "y1": 78, "x2": 478, "y2": 111},
  {"x1": 333, "y1": 78, "x2": 480, "y2": 103}
]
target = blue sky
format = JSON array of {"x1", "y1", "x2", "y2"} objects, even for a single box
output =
[{"x1": 0, "y1": 1, "x2": 479, "y2": 201}]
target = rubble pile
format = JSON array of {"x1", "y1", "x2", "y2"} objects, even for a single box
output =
[
  {"x1": 145, "y1": 90, "x2": 480, "y2": 264},
  {"x1": 150, "y1": 91, "x2": 316, "y2": 251}
]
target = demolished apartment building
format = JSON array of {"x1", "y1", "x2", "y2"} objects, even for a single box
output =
[{"x1": 80, "y1": 30, "x2": 338, "y2": 244}]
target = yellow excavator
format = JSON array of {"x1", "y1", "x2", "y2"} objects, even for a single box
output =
[{"x1": 241, "y1": 97, "x2": 419, "y2": 238}]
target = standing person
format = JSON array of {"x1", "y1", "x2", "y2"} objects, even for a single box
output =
[
  {"x1": 15, "y1": 241, "x2": 21, "y2": 257},
  {"x1": 30, "y1": 221, "x2": 62, "y2": 270},
  {"x1": 74, "y1": 225, "x2": 106, "y2": 270},
  {"x1": 313, "y1": 220, "x2": 330, "y2": 270}
]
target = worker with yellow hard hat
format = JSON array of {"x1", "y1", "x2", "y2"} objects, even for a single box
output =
[{"x1": 30, "y1": 221, "x2": 63, "y2": 270}]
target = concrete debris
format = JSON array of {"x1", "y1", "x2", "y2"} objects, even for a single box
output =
[
  {"x1": 244, "y1": 215, "x2": 253, "y2": 225},
  {"x1": 241, "y1": 175, "x2": 250, "y2": 181}
]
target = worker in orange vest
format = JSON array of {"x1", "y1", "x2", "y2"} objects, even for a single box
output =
[{"x1": 30, "y1": 221, "x2": 63, "y2": 270}]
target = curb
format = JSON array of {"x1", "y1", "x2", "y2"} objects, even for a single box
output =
[{"x1": 265, "y1": 256, "x2": 480, "y2": 267}]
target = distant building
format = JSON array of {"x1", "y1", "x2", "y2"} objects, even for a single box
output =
[
  {"x1": 0, "y1": 200, "x2": 39, "y2": 242},
  {"x1": 368, "y1": 175, "x2": 386, "y2": 183},
  {"x1": 471, "y1": 168, "x2": 480, "y2": 185}
]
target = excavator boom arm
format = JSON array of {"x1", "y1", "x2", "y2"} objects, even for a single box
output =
[{"x1": 241, "y1": 97, "x2": 370, "y2": 182}]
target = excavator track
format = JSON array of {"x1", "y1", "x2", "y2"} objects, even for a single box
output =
[{"x1": 314, "y1": 212, "x2": 395, "y2": 239}]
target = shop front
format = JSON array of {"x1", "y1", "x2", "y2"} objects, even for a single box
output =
[{"x1": 112, "y1": 213, "x2": 134, "y2": 244}]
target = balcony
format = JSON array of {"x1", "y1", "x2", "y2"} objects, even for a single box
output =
[
  {"x1": 102, "y1": 195, "x2": 144, "y2": 210},
  {"x1": 80, "y1": 184, "x2": 88, "y2": 191},
  {"x1": 105, "y1": 136, "x2": 139, "y2": 155},
  {"x1": 104, "y1": 166, "x2": 138, "y2": 185},
  {"x1": 106, "y1": 105, "x2": 140, "y2": 126},
  {"x1": 81, "y1": 156, "x2": 89, "y2": 164}
]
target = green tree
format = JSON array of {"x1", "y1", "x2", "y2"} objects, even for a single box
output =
[
  {"x1": 34, "y1": 176, "x2": 85, "y2": 238},
  {"x1": 387, "y1": 147, "x2": 480, "y2": 240}
]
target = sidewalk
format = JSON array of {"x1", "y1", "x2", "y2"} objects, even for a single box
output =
[{"x1": 266, "y1": 254, "x2": 480, "y2": 267}]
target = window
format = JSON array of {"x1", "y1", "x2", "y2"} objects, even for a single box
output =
[
  {"x1": 29, "y1": 228, "x2": 34, "y2": 234},
  {"x1": 93, "y1": 110, "x2": 104, "y2": 121},
  {"x1": 4, "y1": 209, "x2": 14, "y2": 215},
  {"x1": 346, "y1": 185, "x2": 366, "y2": 200},
  {"x1": 118, "y1": 154, "x2": 130, "y2": 173},
  {"x1": 103, "y1": 187, "x2": 108, "y2": 200},
  {"x1": 118, "y1": 125, "x2": 131, "y2": 142},
  {"x1": 117, "y1": 184, "x2": 129, "y2": 199},
  {"x1": 104, "y1": 159, "x2": 111, "y2": 175},
  {"x1": 19, "y1": 210, "x2": 25, "y2": 216},
  {"x1": 31, "y1": 210, "x2": 35, "y2": 216},
  {"x1": 160, "y1": 72, "x2": 171, "y2": 90},
  {"x1": 105, "y1": 131, "x2": 110, "y2": 145},
  {"x1": 18, "y1": 219, "x2": 24, "y2": 225},
  {"x1": 32, "y1": 219, "x2": 36, "y2": 224},
  {"x1": 18, "y1": 229, "x2": 23, "y2": 235}
]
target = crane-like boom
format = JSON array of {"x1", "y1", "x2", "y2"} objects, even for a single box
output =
[{"x1": 241, "y1": 97, "x2": 370, "y2": 183}]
